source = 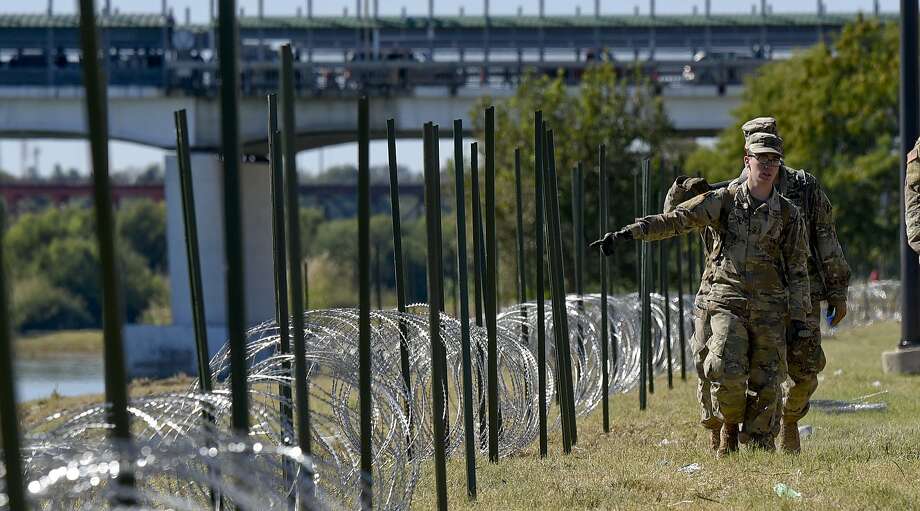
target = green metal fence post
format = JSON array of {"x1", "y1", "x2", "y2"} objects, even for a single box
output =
[
  {"x1": 484, "y1": 106, "x2": 500, "y2": 463},
  {"x1": 599, "y1": 144, "x2": 610, "y2": 433},
  {"x1": 514, "y1": 148, "x2": 529, "y2": 347},
  {"x1": 78, "y1": 2, "x2": 135, "y2": 502},
  {"x1": 453, "y1": 119, "x2": 478, "y2": 499},
  {"x1": 534, "y1": 112, "x2": 548, "y2": 457},
  {"x1": 639, "y1": 159, "x2": 649, "y2": 411},
  {"x1": 423, "y1": 122, "x2": 449, "y2": 511},
  {"x1": 544, "y1": 128, "x2": 577, "y2": 453},
  {"x1": 386, "y1": 119, "x2": 413, "y2": 420},
  {"x1": 357, "y1": 96, "x2": 374, "y2": 511},
  {"x1": 470, "y1": 142, "x2": 487, "y2": 448},
  {"x1": 175, "y1": 109, "x2": 213, "y2": 394},
  {"x1": 0, "y1": 203, "x2": 26, "y2": 511},
  {"x1": 280, "y1": 44, "x2": 313, "y2": 505},
  {"x1": 673, "y1": 165, "x2": 687, "y2": 381}
]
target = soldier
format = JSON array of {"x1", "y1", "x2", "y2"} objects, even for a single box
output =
[
  {"x1": 663, "y1": 177, "x2": 722, "y2": 451},
  {"x1": 593, "y1": 132, "x2": 811, "y2": 457},
  {"x1": 739, "y1": 118, "x2": 850, "y2": 454},
  {"x1": 907, "y1": 136, "x2": 920, "y2": 255}
]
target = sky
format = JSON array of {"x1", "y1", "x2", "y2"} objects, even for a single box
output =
[{"x1": 0, "y1": 0, "x2": 901, "y2": 178}]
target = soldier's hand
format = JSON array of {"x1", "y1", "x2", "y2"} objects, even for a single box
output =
[
  {"x1": 589, "y1": 228, "x2": 634, "y2": 256},
  {"x1": 790, "y1": 320, "x2": 811, "y2": 339},
  {"x1": 826, "y1": 299, "x2": 847, "y2": 327}
]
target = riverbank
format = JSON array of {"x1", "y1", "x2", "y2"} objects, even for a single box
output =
[
  {"x1": 14, "y1": 329, "x2": 103, "y2": 359},
  {"x1": 19, "y1": 374, "x2": 194, "y2": 426}
]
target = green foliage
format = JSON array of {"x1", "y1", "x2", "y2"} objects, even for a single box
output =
[
  {"x1": 117, "y1": 200, "x2": 167, "y2": 272},
  {"x1": 686, "y1": 18, "x2": 900, "y2": 274},
  {"x1": 4, "y1": 203, "x2": 168, "y2": 331},
  {"x1": 470, "y1": 63, "x2": 674, "y2": 294},
  {"x1": 11, "y1": 277, "x2": 93, "y2": 332}
]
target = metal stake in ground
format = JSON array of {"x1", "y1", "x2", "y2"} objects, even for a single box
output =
[
  {"x1": 646, "y1": 163, "x2": 655, "y2": 396},
  {"x1": 484, "y1": 106, "x2": 501, "y2": 462},
  {"x1": 357, "y1": 96, "x2": 374, "y2": 511},
  {"x1": 639, "y1": 159, "x2": 650, "y2": 410},
  {"x1": 673, "y1": 165, "x2": 687, "y2": 381},
  {"x1": 423, "y1": 121, "x2": 449, "y2": 511},
  {"x1": 280, "y1": 44, "x2": 314, "y2": 504},
  {"x1": 176, "y1": 108, "x2": 223, "y2": 508},
  {"x1": 599, "y1": 144, "x2": 611, "y2": 433},
  {"x1": 544, "y1": 128, "x2": 577, "y2": 452},
  {"x1": 453, "y1": 118, "x2": 478, "y2": 499},
  {"x1": 175, "y1": 109, "x2": 213, "y2": 394},
  {"x1": 77, "y1": 1, "x2": 135, "y2": 501},
  {"x1": 514, "y1": 148, "x2": 529, "y2": 349},
  {"x1": 0, "y1": 203, "x2": 26, "y2": 511},
  {"x1": 534, "y1": 112, "x2": 548, "y2": 457},
  {"x1": 470, "y1": 141, "x2": 487, "y2": 448},
  {"x1": 659, "y1": 175, "x2": 673, "y2": 390},
  {"x1": 386, "y1": 119, "x2": 413, "y2": 418}
]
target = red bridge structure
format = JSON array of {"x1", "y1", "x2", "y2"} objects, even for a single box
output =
[{"x1": 0, "y1": 182, "x2": 165, "y2": 211}]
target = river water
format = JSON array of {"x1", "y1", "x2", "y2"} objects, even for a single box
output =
[{"x1": 14, "y1": 356, "x2": 105, "y2": 402}]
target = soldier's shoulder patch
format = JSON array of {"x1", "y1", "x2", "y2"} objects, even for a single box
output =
[{"x1": 908, "y1": 148, "x2": 919, "y2": 165}]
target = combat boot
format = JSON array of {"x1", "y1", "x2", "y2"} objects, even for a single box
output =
[
  {"x1": 709, "y1": 428, "x2": 721, "y2": 452},
  {"x1": 749, "y1": 433, "x2": 776, "y2": 452},
  {"x1": 717, "y1": 423, "x2": 739, "y2": 458},
  {"x1": 779, "y1": 419, "x2": 800, "y2": 454}
]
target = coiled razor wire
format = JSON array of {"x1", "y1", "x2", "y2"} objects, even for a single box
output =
[{"x1": 4, "y1": 281, "x2": 902, "y2": 510}]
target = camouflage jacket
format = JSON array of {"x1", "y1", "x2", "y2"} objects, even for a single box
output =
[
  {"x1": 630, "y1": 181, "x2": 811, "y2": 321},
  {"x1": 738, "y1": 166, "x2": 850, "y2": 302},
  {"x1": 907, "y1": 139, "x2": 920, "y2": 254}
]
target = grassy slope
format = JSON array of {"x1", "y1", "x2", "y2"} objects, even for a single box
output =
[
  {"x1": 412, "y1": 321, "x2": 920, "y2": 510},
  {"x1": 14, "y1": 329, "x2": 103, "y2": 358}
]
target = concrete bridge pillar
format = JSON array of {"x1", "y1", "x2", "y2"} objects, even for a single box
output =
[{"x1": 125, "y1": 153, "x2": 275, "y2": 378}]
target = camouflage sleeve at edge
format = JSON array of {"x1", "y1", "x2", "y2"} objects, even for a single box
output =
[
  {"x1": 813, "y1": 185, "x2": 851, "y2": 301},
  {"x1": 783, "y1": 208, "x2": 812, "y2": 322},
  {"x1": 628, "y1": 189, "x2": 724, "y2": 241},
  {"x1": 907, "y1": 162, "x2": 920, "y2": 254}
]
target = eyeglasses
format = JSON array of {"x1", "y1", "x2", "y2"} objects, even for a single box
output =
[{"x1": 748, "y1": 154, "x2": 782, "y2": 167}]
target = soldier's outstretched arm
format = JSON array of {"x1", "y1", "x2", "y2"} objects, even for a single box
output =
[
  {"x1": 782, "y1": 209, "x2": 812, "y2": 322},
  {"x1": 626, "y1": 189, "x2": 725, "y2": 242},
  {"x1": 813, "y1": 184, "x2": 851, "y2": 302}
]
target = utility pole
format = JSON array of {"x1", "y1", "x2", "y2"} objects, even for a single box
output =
[{"x1": 883, "y1": 0, "x2": 920, "y2": 374}]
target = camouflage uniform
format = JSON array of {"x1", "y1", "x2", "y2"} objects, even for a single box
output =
[
  {"x1": 907, "y1": 137, "x2": 920, "y2": 255},
  {"x1": 627, "y1": 179, "x2": 811, "y2": 437},
  {"x1": 663, "y1": 178, "x2": 720, "y2": 430},
  {"x1": 737, "y1": 119, "x2": 850, "y2": 427}
]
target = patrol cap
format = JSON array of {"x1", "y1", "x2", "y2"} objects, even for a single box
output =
[
  {"x1": 746, "y1": 132, "x2": 783, "y2": 156},
  {"x1": 741, "y1": 116, "x2": 777, "y2": 141}
]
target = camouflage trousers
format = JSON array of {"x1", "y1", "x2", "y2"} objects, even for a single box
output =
[
  {"x1": 691, "y1": 303, "x2": 787, "y2": 440},
  {"x1": 782, "y1": 301, "x2": 826, "y2": 422}
]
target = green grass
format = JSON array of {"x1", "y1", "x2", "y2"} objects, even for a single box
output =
[
  {"x1": 412, "y1": 321, "x2": 920, "y2": 510},
  {"x1": 14, "y1": 329, "x2": 102, "y2": 359}
]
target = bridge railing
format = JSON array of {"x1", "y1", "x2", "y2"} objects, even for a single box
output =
[{"x1": 0, "y1": 56, "x2": 765, "y2": 95}]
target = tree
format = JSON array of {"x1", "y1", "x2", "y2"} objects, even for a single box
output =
[
  {"x1": 117, "y1": 199, "x2": 167, "y2": 272},
  {"x1": 685, "y1": 18, "x2": 900, "y2": 275},
  {"x1": 4, "y1": 204, "x2": 168, "y2": 329},
  {"x1": 470, "y1": 63, "x2": 673, "y2": 296}
]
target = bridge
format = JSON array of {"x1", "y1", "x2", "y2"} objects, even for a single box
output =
[
  {"x1": 0, "y1": 10, "x2": 891, "y2": 148},
  {"x1": 1, "y1": 7, "x2": 887, "y2": 376}
]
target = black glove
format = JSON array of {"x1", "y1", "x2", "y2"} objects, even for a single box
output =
[
  {"x1": 589, "y1": 228, "x2": 634, "y2": 256},
  {"x1": 789, "y1": 320, "x2": 811, "y2": 339}
]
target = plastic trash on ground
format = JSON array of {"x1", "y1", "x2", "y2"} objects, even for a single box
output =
[
  {"x1": 677, "y1": 463, "x2": 702, "y2": 474},
  {"x1": 798, "y1": 424, "x2": 814, "y2": 439},
  {"x1": 774, "y1": 482, "x2": 803, "y2": 500}
]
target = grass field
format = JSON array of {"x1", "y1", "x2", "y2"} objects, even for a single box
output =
[
  {"x1": 412, "y1": 321, "x2": 920, "y2": 510},
  {"x1": 14, "y1": 329, "x2": 103, "y2": 359}
]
